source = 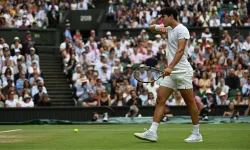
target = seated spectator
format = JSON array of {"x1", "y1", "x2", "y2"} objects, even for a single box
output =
[
  {"x1": 14, "y1": 58, "x2": 27, "y2": 77},
  {"x1": 225, "y1": 69, "x2": 240, "y2": 90},
  {"x1": 72, "y1": 64, "x2": 82, "y2": 83},
  {"x1": 244, "y1": 97, "x2": 250, "y2": 116},
  {"x1": 98, "y1": 90, "x2": 111, "y2": 106},
  {"x1": 233, "y1": 92, "x2": 247, "y2": 105},
  {"x1": 20, "y1": 94, "x2": 34, "y2": 107},
  {"x1": 29, "y1": 72, "x2": 44, "y2": 87},
  {"x1": 73, "y1": 30, "x2": 83, "y2": 41},
  {"x1": 106, "y1": 0, "x2": 116, "y2": 21},
  {"x1": 240, "y1": 70, "x2": 248, "y2": 87},
  {"x1": 216, "y1": 78, "x2": 230, "y2": 95},
  {"x1": 28, "y1": 62, "x2": 41, "y2": 75},
  {"x1": 59, "y1": 0, "x2": 70, "y2": 10},
  {"x1": 82, "y1": 90, "x2": 98, "y2": 107},
  {"x1": 77, "y1": 0, "x2": 88, "y2": 10},
  {"x1": 37, "y1": 94, "x2": 52, "y2": 107},
  {"x1": 98, "y1": 64, "x2": 111, "y2": 84},
  {"x1": 139, "y1": 88, "x2": 148, "y2": 105},
  {"x1": 144, "y1": 92, "x2": 156, "y2": 106},
  {"x1": 2, "y1": 68, "x2": 14, "y2": 88},
  {"x1": 223, "y1": 102, "x2": 239, "y2": 117},
  {"x1": 242, "y1": 76, "x2": 250, "y2": 96},
  {"x1": 202, "y1": 89, "x2": 216, "y2": 107},
  {"x1": 33, "y1": 84, "x2": 45, "y2": 106},
  {"x1": 31, "y1": 80, "x2": 47, "y2": 97},
  {"x1": 93, "y1": 78, "x2": 105, "y2": 94},
  {"x1": 1, "y1": 79, "x2": 14, "y2": 97},
  {"x1": 5, "y1": 90, "x2": 19, "y2": 108},
  {"x1": 16, "y1": 73, "x2": 27, "y2": 94},
  {"x1": 167, "y1": 91, "x2": 186, "y2": 106},
  {"x1": 26, "y1": 47, "x2": 39, "y2": 66},
  {"x1": 217, "y1": 92, "x2": 230, "y2": 105},
  {"x1": 209, "y1": 13, "x2": 220, "y2": 27},
  {"x1": 76, "y1": 79, "x2": 92, "y2": 101},
  {"x1": 197, "y1": 72, "x2": 211, "y2": 97},
  {"x1": 126, "y1": 90, "x2": 142, "y2": 106}
]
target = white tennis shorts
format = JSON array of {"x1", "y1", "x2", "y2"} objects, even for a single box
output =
[{"x1": 160, "y1": 69, "x2": 193, "y2": 90}]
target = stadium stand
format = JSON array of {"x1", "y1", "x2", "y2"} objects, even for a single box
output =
[{"x1": 0, "y1": 0, "x2": 249, "y2": 121}]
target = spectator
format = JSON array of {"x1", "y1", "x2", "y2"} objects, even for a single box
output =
[
  {"x1": 73, "y1": 30, "x2": 83, "y2": 41},
  {"x1": 223, "y1": 102, "x2": 239, "y2": 117},
  {"x1": 33, "y1": 84, "x2": 45, "y2": 106},
  {"x1": 64, "y1": 23, "x2": 73, "y2": 42},
  {"x1": 225, "y1": 69, "x2": 240, "y2": 90},
  {"x1": 242, "y1": 36, "x2": 250, "y2": 51},
  {"x1": 106, "y1": 0, "x2": 116, "y2": 21},
  {"x1": 244, "y1": 99, "x2": 250, "y2": 116},
  {"x1": 144, "y1": 92, "x2": 156, "y2": 106},
  {"x1": 20, "y1": 94, "x2": 34, "y2": 107},
  {"x1": 98, "y1": 90, "x2": 111, "y2": 106},
  {"x1": 37, "y1": 94, "x2": 52, "y2": 107},
  {"x1": 31, "y1": 80, "x2": 47, "y2": 97},
  {"x1": 209, "y1": 13, "x2": 220, "y2": 27},
  {"x1": 233, "y1": 92, "x2": 247, "y2": 105},
  {"x1": 202, "y1": 89, "x2": 215, "y2": 107},
  {"x1": 76, "y1": 79, "x2": 92, "y2": 101},
  {"x1": 242, "y1": 76, "x2": 250, "y2": 96},
  {"x1": 217, "y1": 78, "x2": 230, "y2": 95},
  {"x1": 71, "y1": 0, "x2": 78, "y2": 10},
  {"x1": 5, "y1": 90, "x2": 19, "y2": 108},
  {"x1": 217, "y1": 92, "x2": 230, "y2": 105},
  {"x1": 59, "y1": 0, "x2": 70, "y2": 10},
  {"x1": 82, "y1": 90, "x2": 98, "y2": 107},
  {"x1": 167, "y1": 91, "x2": 186, "y2": 106},
  {"x1": 77, "y1": 0, "x2": 88, "y2": 10},
  {"x1": 126, "y1": 90, "x2": 142, "y2": 106},
  {"x1": 139, "y1": 88, "x2": 148, "y2": 105},
  {"x1": 197, "y1": 72, "x2": 211, "y2": 97}
]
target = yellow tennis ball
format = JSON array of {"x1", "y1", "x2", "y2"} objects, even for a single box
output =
[{"x1": 74, "y1": 129, "x2": 78, "y2": 133}]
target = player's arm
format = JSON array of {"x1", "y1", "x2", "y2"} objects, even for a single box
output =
[
  {"x1": 168, "y1": 39, "x2": 187, "y2": 69},
  {"x1": 148, "y1": 24, "x2": 167, "y2": 34}
]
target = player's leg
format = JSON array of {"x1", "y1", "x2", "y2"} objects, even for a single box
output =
[
  {"x1": 134, "y1": 77, "x2": 175, "y2": 142},
  {"x1": 179, "y1": 87, "x2": 203, "y2": 142}
]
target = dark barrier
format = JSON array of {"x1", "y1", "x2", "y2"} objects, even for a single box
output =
[
  {"x1": 0, "y1": 28, "x2": 61, "y2": 46},
  {"x1": 0, "y1": 105, "x2": 248, "y2": 123},
  {"x1": 61, "y1": 10, "x2": 105, "y2": 30}
]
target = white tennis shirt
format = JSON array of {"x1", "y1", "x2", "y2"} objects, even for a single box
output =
[{"x1": 165, "y1": 24, "x2": 193, "y2": 71}]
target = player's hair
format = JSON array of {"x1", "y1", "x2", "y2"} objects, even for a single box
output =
[{"x1": 160, "y1": 7, "x2": 178, "y2": 20}]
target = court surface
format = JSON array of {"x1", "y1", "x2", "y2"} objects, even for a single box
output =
[{"x1": 0, "y1": 124, "x2": 249, "y2": 150}]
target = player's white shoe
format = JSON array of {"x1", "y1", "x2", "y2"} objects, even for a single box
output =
[
  {"x1": 134, "y1": 129, "x2": 158, "y2": 142},
  {"x1": 184, "y1": 132, "x2": 203, "y2": 143}
]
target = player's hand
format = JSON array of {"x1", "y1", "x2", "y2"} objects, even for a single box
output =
[
  {"x1": 160, "y1": 26, "x2": 167, "y2": 33},
  {"x1": 163, "y1": 67, "x2": 172, "y2": 77}
]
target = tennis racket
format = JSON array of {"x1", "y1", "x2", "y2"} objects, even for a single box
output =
[{"x1": 132, "y1": 65, "x2": 186, "y2": 83}]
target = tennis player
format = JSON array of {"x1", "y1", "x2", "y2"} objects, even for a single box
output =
[{"x1": 134, "y1": 7, "x2": 203, "y2": 143}]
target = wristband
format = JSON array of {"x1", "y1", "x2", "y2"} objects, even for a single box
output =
[{"x1": 155, "y1": 25, "x2": 163, "y2": 31}]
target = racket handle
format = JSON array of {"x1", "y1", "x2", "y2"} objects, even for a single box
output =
[{"x1": 171, "y1": 70, "x2": 186, "y2": 74}]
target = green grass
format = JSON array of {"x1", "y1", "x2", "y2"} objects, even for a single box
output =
[{"x1": 0, "y1": 124, "x2": 249, "y2": 150}]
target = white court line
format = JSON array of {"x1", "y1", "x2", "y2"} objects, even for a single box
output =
[{"x1": 0, "y1": 129, "x2": 22, "y2": 133}]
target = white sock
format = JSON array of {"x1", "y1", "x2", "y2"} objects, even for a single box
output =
[
  {"x1": 149, "y1": 122, "x2": 159, "y2": 133},
  {"x1": 193, "y1": 124, "x2": 200, "y2": 134}
]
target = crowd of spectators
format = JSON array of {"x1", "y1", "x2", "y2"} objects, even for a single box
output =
[
  {"x1": 60, "y1": 21, "x2": 250, "y2": 117},
  {"x1": 0, "y1": 31, "x2": 51, "y2": 108},
  {"x1": 106, "y1": 0, "x2": 250, "y2": 28},
  {"x1": 0, "y1": 0, "x2": 95, "y2": 28}
]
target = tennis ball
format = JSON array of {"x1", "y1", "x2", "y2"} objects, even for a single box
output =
[{"x1": 74, "y1": 129, "x2": 78, "y2": 133}]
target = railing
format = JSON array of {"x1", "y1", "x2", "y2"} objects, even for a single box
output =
[{"x1": 0, "y1": 105, "x2": 248, "y2": 122}]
